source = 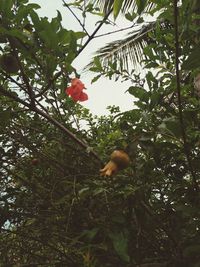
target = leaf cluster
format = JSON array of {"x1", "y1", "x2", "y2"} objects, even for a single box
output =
[{"x1": 0, "y1": 1, "x2": 200, "y2": 267}]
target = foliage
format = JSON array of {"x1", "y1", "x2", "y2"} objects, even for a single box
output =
[
  {"x1": 0, "y1": 0, "x2": 200, "y2": 267},
  {"x1": 87, "y1": 0, "x2": 200, "y2": 72}
]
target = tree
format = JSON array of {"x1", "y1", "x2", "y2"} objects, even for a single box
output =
[
  {"x1": 0, "y1": 0, "x2": 200, "y2": 266},
  {"x1": 87, "y1": 0, "x2": 200, "y2": 72}
]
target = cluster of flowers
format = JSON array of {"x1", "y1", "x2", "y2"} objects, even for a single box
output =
[{"x1": 65, "y1": 78, "x2": 88, "y2": 102}]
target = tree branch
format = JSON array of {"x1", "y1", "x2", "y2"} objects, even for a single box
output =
[
  {"x1": 0, "y1": 85, "x2": 31, "y2": 108},
  {"x1": 9, "y1": 39, "x2": 36, "y2": 108},
  {"x1": 0, "y1": 85, "x2": 102, "y2": 165},
  {"x1": 0, "y1": 8, "x2": 114, "y2": 167},
  {"x1": 93, "y1": 24, "x2": 135, "y2": 39},
  {"x1": 1, "y1": 228, "x2": 73, "y2": 262},
  {"x1": 62, "y1": 0, "x2": 90, "y2": 37},
  {"x1": 35, "y1": 71, "x2": 62, "y2": 98},
  {"x1": 77, "y1": 9, "x2": 113, "y2": 55}
]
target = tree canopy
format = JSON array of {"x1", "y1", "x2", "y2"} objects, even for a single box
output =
[{"x1": 0, "y1": 0, "x2": 200, "y2": 266}]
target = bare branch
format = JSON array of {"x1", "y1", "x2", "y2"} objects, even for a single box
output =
[
  {"x1": 77, "y1": 9, "x2": 113, "y2": 55},
  {"x1": 62, "y1": 0, "x2": 90, "y2": 37},
  {"x1": 94, "y1": 24, "x2": 136, "y2": 39}
]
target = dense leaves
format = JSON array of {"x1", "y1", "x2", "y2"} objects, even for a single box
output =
[{"x1": 0, "y1": 0, "x2": 200, "y2": 267}]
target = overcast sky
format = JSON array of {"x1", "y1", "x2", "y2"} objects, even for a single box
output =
[{"x1": 30, "y1": 0, "x2": 135, "y2": 115}]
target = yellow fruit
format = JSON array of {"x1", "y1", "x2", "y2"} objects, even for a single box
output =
[
  {"x1": 100, "y1": 150, "x2": 130, "y2": 177},
  {"x1": 100, "y1": 160, "x2": 118, "y2": 177},
  {"x1": 110, "y1": 150, "x2": 130, "y2": 169}
]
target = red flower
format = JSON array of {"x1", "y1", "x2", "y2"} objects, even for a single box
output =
[{"x1": 65, "y1": 78, "x2": 88, "y2": 102}]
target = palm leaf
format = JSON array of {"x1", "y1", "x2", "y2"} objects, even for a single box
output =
[
  {"x1": 86, "y1": 20, "x2": 172, "y2": 72},
  {"x1": 86, "y1": 21, "x2": 155, "y2": 72},
  {"x1": 86, "y1": 0, "x2": 154, "y2": 15}
]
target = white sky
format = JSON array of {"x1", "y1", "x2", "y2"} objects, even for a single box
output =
[{"x1": 29, "y1": 0, "x2": 135, "y2": 115}]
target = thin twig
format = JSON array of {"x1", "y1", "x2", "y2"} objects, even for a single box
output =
[
  {"x1": 62, "y1": 0, "x2": 90, "y2": 36},
  {"x1": 83, "y1": 0, "x2": 86, "y2": 32},
  {"x1": 173, "y1": 0, "x2": 199, "y2": 191},
  {"x1": 35, "y1": 71, "x2": 62, "y2": 98},
  {"x1": 2, "y1": 71, "x2": 24, "y2": 89},
  {"x1": 0, "y1": 84, "x2": 31, "y2": 107},
  {"x1": 77, "y1": 9, "x2": 113, "y2": 55},
  {"x1": 94, "y1": 24, "x2": 135, "y2": 38},
  {"x1": 1, "y1": 228, "x2": 73, "y2": 261},
  {"x1": 51, "y1": 86, "x2": 67, "y2": 123}
]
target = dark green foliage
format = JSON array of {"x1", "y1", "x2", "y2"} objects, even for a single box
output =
[
  {"x1": 0, "y1": 0, "x2": 200, "y2": 267},
  {"x1": 0, "y1": 54, "x2": 20, "y2": 73}
]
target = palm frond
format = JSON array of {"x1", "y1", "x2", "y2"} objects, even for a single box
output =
[
  {"x1": 86, "y1": 0, "x2": 154, "y2": 15},
  {"x1": 85, "y1": 21, "x2": 156, "y2": 72},
  {"x1": 86, "y1": 20, "x2": 172, "y2": 72}
]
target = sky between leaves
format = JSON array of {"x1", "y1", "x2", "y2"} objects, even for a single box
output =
[{"x1": 29, "y1": 0, "x2": 135, "y2": 115}]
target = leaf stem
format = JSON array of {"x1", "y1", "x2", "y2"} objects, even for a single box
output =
[{"x1": 93, "y1": 24, "x2": 136, "y2": 38}]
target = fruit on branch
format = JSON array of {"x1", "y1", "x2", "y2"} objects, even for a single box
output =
[
  {"x1": 100, "y1": 150, "x2": 130, "y2": 177},
  {"x1": 110, "y1": 150, "x2": 130, "y2": 169},
  {"x1": 0, "y1": 54, "x2": 20, "y2": 74}
]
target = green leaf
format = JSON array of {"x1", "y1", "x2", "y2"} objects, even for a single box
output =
[
  {"x1": 182, "y1": 45, "x2": 200, "y2": 70},
  {"x1": 26, "y1": 3, "x2": 41, "y2": 10},
  {"x1": 0, "y1": 0, "x2": 13, "y2": 17},
  {"x1": 113, "y1": 0, "x2": 123, "y2": 19},
  {"x1": 16, "y1": 6, "x2": 30, "y2": 23},
  {"x1": 137, "y1": 17, "x2": 144, "y2": 23},
  {"x1": 65, "y1": 52, "x2": 76, "y2": 65},
  {"x1": 83, "y1": 228, "x2": 99, "y2": 240},
  {"x1": 158, "y1": 117, "x2": 182, "y2": 138},
  {"x1": 90, "y1": 66, "x2": 101, "y2": 72},
  {"x1": 136, "y1": 0, "x2": 147, "y2": 15},
  {"x1": 30, "y1": 10, "x2": 41, "y2": 29},
  {"x1": 56, "y1": 10, "x2": 62, "y2": 22},
  {"x1": 109, "y1": 231, "x2": 130, "y2": 262},
  {"x1": 74, "y1": 31, "x2": 87, "y2": 39},
  {"x1": 93, "y1": 56, "x2": 102, "y2": 70},
  {"x1": 91, "y1": 74, "x2": 101, "y2": 83},
  {"x1": 127, "y1": 86, "x2": 149, "y2": 102},
  {"x1": 145, "y1": 62, "x2": 159, "y2": 68},
  {"x1": 45, "y1": 55, "x2": 57, "y2": 76},
  {"x1": 58, "y1": 29, "x2": 71, "y2": 44},
  {"x1": 0, "y1": 110, "x2": 11, "y2": 127},
  {"x1": 6, "y1": 29, "x2": 29, "y2": 43},
  {"x1": 125, "y1": 12, "x2": 137, "y2": 22},
  {"x1": 68, "y1": 31, "x2": 77, "y2": 54}
]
